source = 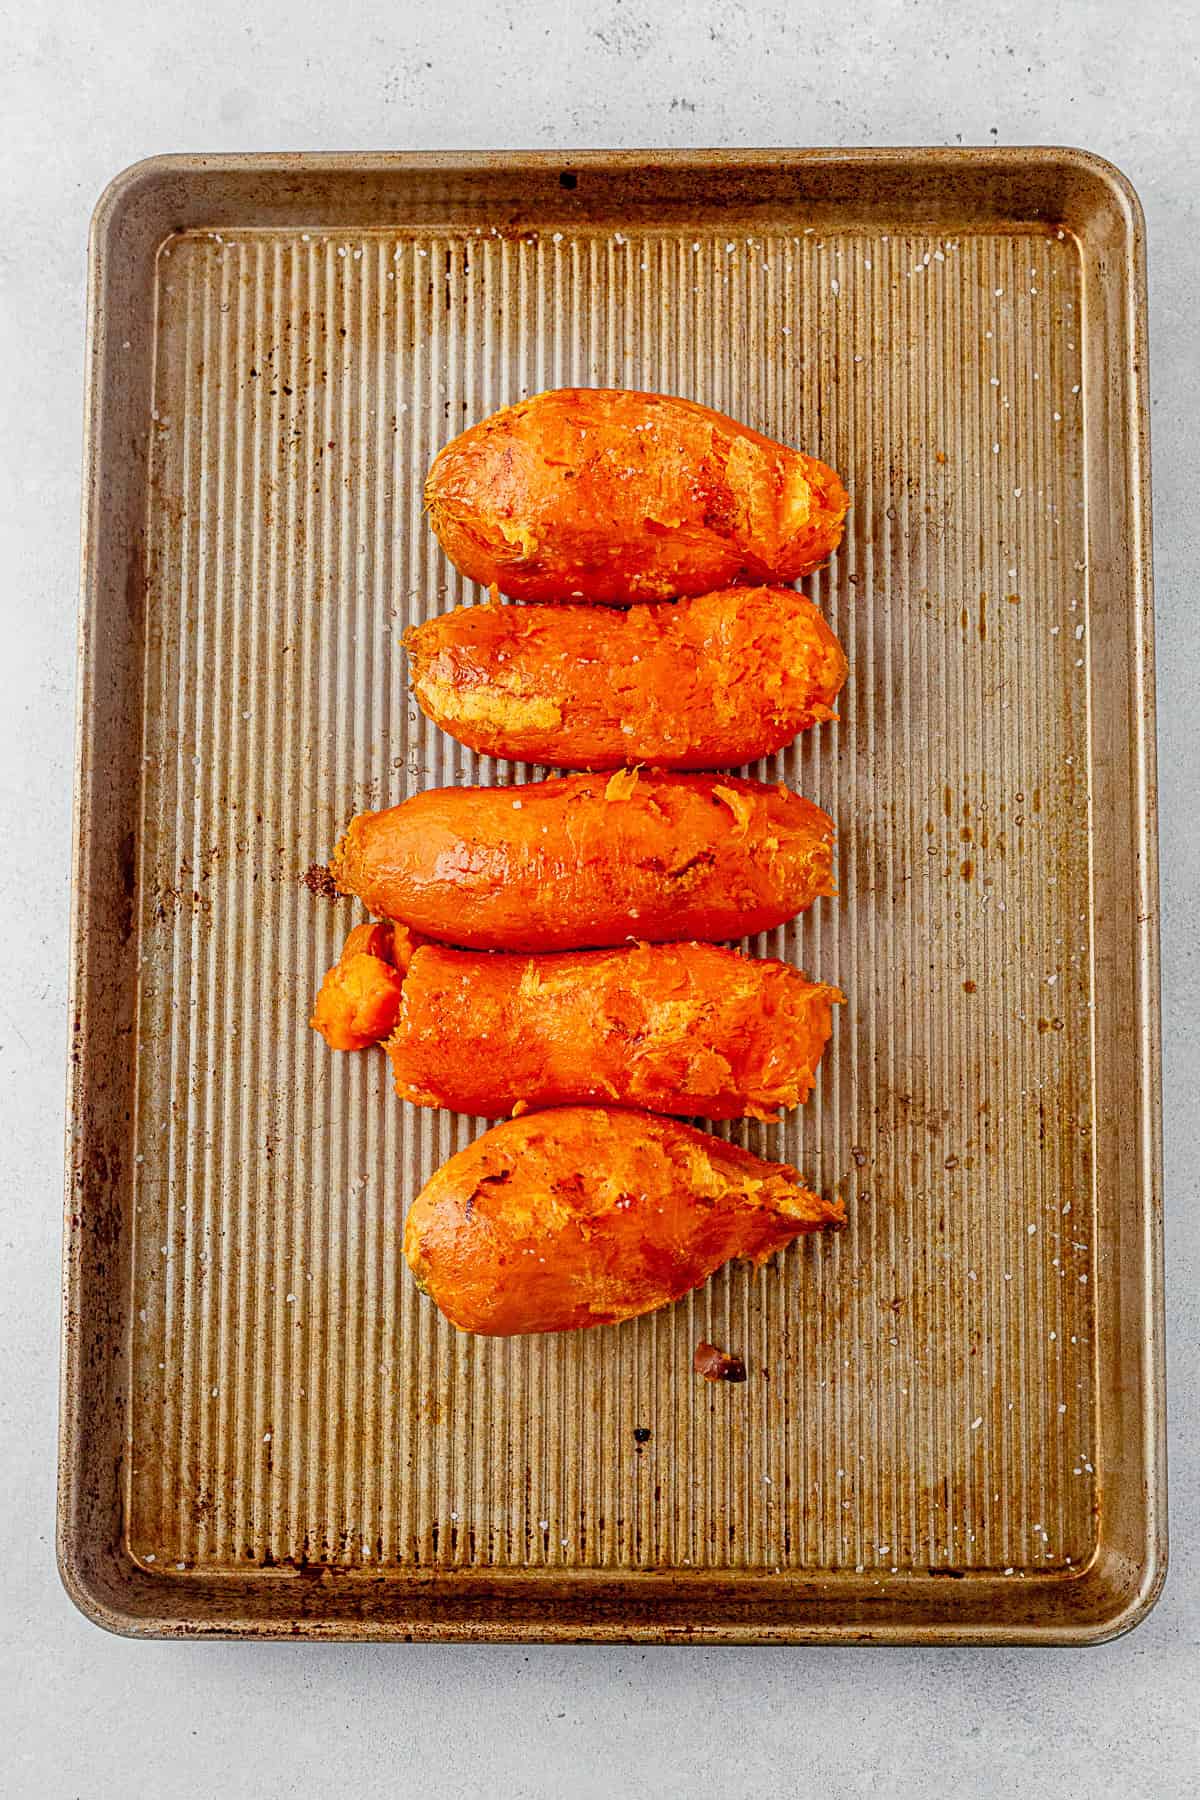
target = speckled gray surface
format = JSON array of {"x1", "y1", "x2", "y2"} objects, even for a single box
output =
[{"x1": 1, "y1": 2, "x2": 1196, "y2": 1795}]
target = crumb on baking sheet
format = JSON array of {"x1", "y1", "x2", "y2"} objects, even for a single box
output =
[
  {"x1": 693, "y1": 1341, "x2": 747, "y2": 1383},
  {"x1": 302, "y1": 862, "x2": 339, "y2": 899}
]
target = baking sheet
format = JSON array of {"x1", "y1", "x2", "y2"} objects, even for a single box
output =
[{"x1": 60, "y1": 150, "x2": 1163, "y2": 1642}]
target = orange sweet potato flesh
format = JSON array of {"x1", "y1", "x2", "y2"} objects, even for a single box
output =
[
  {"x1": 310, "y1": 952, "x2": 403, "y2": 1051},
  {"x1": 403, "y1": 586, "x2": 848, "y2": 770},
  {"x1": 403, "y1": 1106, "x2": 844, "y2": 1335},
  {"x1": 388, "y1": 940, "x2": 842, "y2": 1120},
  {"x1": 309, "y1": 921, "x2": 422, "y2": 1051},
  {"x1": 329, "y1": 770, "x2": 835, "y2": 952},
  {"x1": 424, "y1": 388, "x2": 849, "y2": 603}
]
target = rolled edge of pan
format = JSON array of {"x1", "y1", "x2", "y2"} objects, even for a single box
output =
[{"x1": 402, "y1": 1106, "x2": 845, "y2": 1336}]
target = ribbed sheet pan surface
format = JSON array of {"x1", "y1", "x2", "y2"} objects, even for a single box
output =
[{"x1": 61, "y1": 151, "x2": 1163, "y2": 1642}]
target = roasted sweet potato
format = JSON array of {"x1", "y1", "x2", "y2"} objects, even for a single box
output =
[
  {"x1": 425, "y1": 388, "x2": 849, "y2": 603},
  {"x1": 309, "y1": 921, "x2": 420, "y2": 1051},
  {"x1": 330, "y1": 770, "x2": 835, "y2": 952},
  {"x1": 387, "y1": 940, "x2": 841, "y2": 1119},
  {"x1": 404, "y1": 1107, "x2": 844, "y2": 1335},
  {"x1": 403, "y1": 586, "x2": 848, "y2": 770}
]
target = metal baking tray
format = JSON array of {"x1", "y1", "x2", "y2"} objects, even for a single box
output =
[{"x1": 60, "y1": 149, "x2": 1164, "y2": 1643}]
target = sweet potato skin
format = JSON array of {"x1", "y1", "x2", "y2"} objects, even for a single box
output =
[
  {"x1": 330, "y1": 771, "x2": 835, "y2": 952},
  {"x1": 388, "y1": 940, "x2": 842, "y2": 1119},
  {"x1": 403, "y1": 1107, "x2": 844, "y2": 1335},
  {"x1": 425, "y1": 388, "x2": 849, "y2": 603},
  {"x1": 403, "y1": 587, "x2": 849, "y2": 770}
]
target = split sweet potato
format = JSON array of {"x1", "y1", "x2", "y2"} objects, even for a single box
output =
[
  {"x1": 403, "y1": 1106, "x2": 844, "y2": 1335},
  {"x1": 404, "y1": 586, "x2": 848, "y2": 769},
  {"x1": 424, "y1": 388, "x2": 849, "y2": 603},
  {"x1": 386, "y1": 939, "x2": 841, "y2": 1119},
  {"x1": 329, "y1": 770, "x2": 835, "y2": 952}
]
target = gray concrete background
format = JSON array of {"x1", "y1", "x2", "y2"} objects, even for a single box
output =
[{"x1": 1, "y1": 2, "x2": 1195, "y2": 1794}]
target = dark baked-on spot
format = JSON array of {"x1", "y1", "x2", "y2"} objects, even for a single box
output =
[{"x1": 302, "y1": 863, "x2": 339, "y2": 899}]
